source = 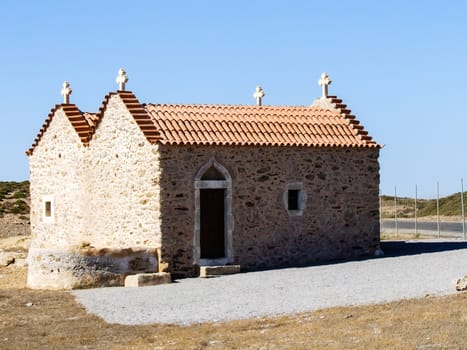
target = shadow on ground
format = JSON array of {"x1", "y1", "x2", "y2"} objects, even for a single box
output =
[
  {"x1": 381, "y1": 240, "x2": 467, "y2": 257},
  {"x1": 239, "y1": 240, "x2": 467, "y2": 274}
]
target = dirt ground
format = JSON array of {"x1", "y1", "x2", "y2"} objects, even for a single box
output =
[
  {"x1": 0, "y1": 214, "x2": 30, "y2": 239},
  {"x1": 0, "y1": 249, "x2": 466, "y2": 349}
]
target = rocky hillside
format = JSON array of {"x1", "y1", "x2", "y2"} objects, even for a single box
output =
[
  {"x1": 0, "y1": 181, "x2": 30, "y2": 238},
  {"x1": 380, "y1": 192, "x2": 467, "y2": 219}
]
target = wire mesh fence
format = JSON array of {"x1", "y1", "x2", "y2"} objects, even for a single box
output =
[{"x1": 380, "y1": 180, "x2": 467, "y2": 240}]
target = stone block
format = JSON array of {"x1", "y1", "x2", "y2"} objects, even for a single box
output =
[
  {"x1": 455, "y1": 276, "x2": 467, "y2": 291},
  {"x1": 124, "y1": 272, "x2": 171, "y2": 287},
  {"x1": 158, "y1": 261, "x2": 170, "y2": 272},
  {"x1": 200, "y1": 265, "x2": 241, "y2": 278},
  {"x1": 0, "y1": 252, "x2": 15, "y2": 267}
]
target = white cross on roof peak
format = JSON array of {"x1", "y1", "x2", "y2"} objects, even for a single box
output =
[
  {"x1": 60, "y1": 81, "x2": 72, "y2": 104},
  {"x1": 116, "y1": 68, "x2": 128, "y2": 91},
  {"x1": 318, "y1": 72, "x2": 332, "y2": 98}
]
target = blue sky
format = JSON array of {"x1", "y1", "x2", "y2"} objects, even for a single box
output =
[{"x1": 1, "y1": 0, "x2": 466, "y2": 198}]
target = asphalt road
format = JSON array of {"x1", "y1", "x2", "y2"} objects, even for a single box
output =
[{"x1": 382, "y1": 219, "x2": 466, "y2": 238}]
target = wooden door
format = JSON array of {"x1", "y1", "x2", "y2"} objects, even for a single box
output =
[{"x1": 200, "y1": 189, "x2": 225, "y2": 259}]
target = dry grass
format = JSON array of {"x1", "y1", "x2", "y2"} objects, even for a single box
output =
[
  {"x1": 380, "y1": 192, "x2": 467, "y2": 218},
  {"x1": 380, "y1": 232, "x2": 434, "y2": 241},
  {"x1": 0, "y1": 266, "x2": 466, "y2": 349}
]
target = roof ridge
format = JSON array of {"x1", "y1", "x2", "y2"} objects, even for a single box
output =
[{"x1": 146, "y1": 103, "x2": 317, "y2": 109}]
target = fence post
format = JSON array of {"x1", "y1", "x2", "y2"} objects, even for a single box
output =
[
  {"x1": 394, "y1": 186, "x2": 398, "y2": 235},
  {"x1": 437, "y1": 181, "x2": 440, "y2": 238},
  {"x1": 415, "y1": 184, "x2": 418, "y2": 236},
  {"x1": 462, "y1": 178, "x2": 466, "y2": 240},
  {"x1": 379, "y1": 189, "x2": 383, "y2": 235}
]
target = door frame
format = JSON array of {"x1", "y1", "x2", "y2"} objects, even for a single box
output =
[{"x1": 194, "y1": 159, "x2": 233, "y2": 266}]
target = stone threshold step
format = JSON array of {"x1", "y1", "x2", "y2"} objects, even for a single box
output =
[
  {"x1": 125, "y1": 272, "x2": 171, "y2": 287},
  {"x1": 200, "y1": 265, "x2": 241, "y2": 278}
]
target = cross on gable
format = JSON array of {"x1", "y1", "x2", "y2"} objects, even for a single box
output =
[
  {"x1": 318, "y1": 72, "x2": 332, "y2": 98},
  {"x1": 116, "y1": 68, "x2": 128, "y2": 91},
  {"x1": 253, "y1": 86, "x2": 265, "y2": 106},
  {"x1": 60, "y1": 81, "x2": 72, "y2": 104}
]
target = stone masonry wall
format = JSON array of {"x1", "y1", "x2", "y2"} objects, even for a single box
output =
[
  {"x1": 83, "y1": 95, "x2": 161, "y2": 250},
  {"x1": 158, "y1": 144, "x2": 380, "y2": 277},
  {"x1": 28, "y1": 108, "x2": 89, "y2": 288},
  {"x1": 28, "y1": 96, "x2": 162, "y2": 289},
  {"x1": 28, "y1": 109, "x2": 86, "y2": 249}
]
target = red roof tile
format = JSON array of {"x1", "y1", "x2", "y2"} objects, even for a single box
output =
[
  {"x1": 88, "y1": 91, "x2": 161, "y2": 144},
  {"x1": 25, "y1": 104, "x2": 92, "y2": 156},
  {"x1": 144, "y1": 103, "x2": 380, "y2": 148},
  {"x1": 27, "y1": 91, "x2": 380, "y2": 156},
  {"x1": 27, "y1": 91, "x2": 161, "y2": 155}
]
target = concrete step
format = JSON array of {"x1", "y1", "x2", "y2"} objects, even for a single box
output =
[
  {"x1": 200, "y1": 265, "x2": 241, "y2": 278},
  {"x1": 124, "y1": 272, "x2": 171, "y2": 287}
]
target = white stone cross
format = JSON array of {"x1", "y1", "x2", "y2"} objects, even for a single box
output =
[
  {"x1": 253, "y1": 86, "x2": 265, "y2": 106},
  {"x1": 318, "y1": 72, "x2": 332, "y2": 98},
  {"x1": 116, "y1": 68, "x2": 128, "y2": 91},
  {"x1": 60, "y1": 81, "x2": 72, "y2": 104}
]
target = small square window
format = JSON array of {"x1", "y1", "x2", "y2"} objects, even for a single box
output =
[
  {"x1": 45, "y1": 201, "x2": 52, "y2": 217},
  {"x1": 284, "y1": 183, "x2": 306, "y2": 216},
  {"x1": 288, "y1": 189, "x2": 300, "y2": 210},
  {"x1": 42, "y1": 195, "x2": 54, "y2": 223}
]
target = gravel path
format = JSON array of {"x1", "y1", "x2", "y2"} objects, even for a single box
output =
[{"x1": 73, "y1": 240, "x2": 467, "y2": 325}]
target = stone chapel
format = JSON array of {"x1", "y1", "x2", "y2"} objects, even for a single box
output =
[{"x1": 26, "y1": 70, "x2": 382, "y2": 289}]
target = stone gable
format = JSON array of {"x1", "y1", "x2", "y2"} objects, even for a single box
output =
[
  {"x1": 83, "y1": 94, "x2": 161, "y2": 249},
  {"x1": 29, "y1": 108, "x2": 86, "y2": 249},
  {"x1": 27, "y1": 95, "x2": 162, "y2": 289}
]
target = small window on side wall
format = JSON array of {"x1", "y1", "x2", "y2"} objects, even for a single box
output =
[
  {"x1": 42, "y1": 195, "x2": 54, "y2": 223},
  {"x1": 288, "y1": 189, "x2": 300, "y2": 210},
  {"x1": 284, "y1": 183, "x2": 306, "y2": 216},
  {"x1": 45, "y1": 201, "x2": 52, "y2": 217}
]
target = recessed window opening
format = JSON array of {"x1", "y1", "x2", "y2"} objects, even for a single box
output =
[
  {"x1": 288, "y1": 189, "x2": 300, "y2": 210},
  {"x1": 42, "y1": 195, "x2": 55, "y2": 223},
  {"x1": 45, "y1": 201, "x2": 52, "y2": 217},
  {"x1": 284, "y1": 182, "x2": 306, "y2": 216}
]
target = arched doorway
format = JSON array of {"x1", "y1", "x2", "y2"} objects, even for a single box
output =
[{"x1": 194, "y1": 159, "x2": 233, "y2": 266}]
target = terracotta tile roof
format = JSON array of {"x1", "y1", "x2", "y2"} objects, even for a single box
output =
[
  {"x1": 27, "y1": 91, "x2": 161, "y2": 155},
  {"x1": 83, "y1": 112, "x2": 98, "y2": 128},
  {"x1": 87, "y1": 91, "x2": 161, "y2": 144},
  {"x1": 144, "y1": 101, "x2": 380, "y2": 148},
  {"x1": 118, "y1": 91, "x2": 162, "y2": 144},
  {"x1": 325, "y1": 96, "x2": 376, "y2": 144},
  {"x1": 27, "y1": 91, "x2": 379, "y2": 156},
  {"x1": 26, "y1": 104, "x2": 92, "y2": 156}
]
